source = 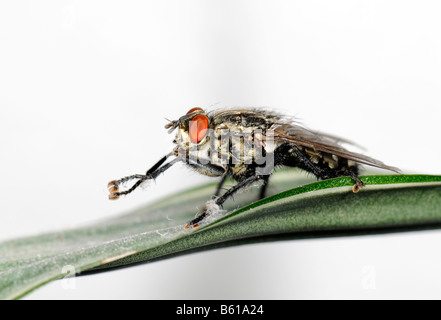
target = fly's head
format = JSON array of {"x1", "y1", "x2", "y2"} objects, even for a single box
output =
[
  {"x1": 165, "y1": 107, "x2": 281, "y2": 179},
  {"x1": 165, "y1": 107, "x2": 212, "y2": 160}
]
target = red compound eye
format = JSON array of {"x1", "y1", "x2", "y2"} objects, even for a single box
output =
[
  {"x1": 189, "y1": 114, "x2": 209, "y2": 144},
  {"x1": 186, "y1": 107, "x2": 203, "y2": 114}
]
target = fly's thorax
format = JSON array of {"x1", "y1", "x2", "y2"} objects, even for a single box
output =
[{"x1": 173, "y1": 120, "x2": 277, "y2": 175}]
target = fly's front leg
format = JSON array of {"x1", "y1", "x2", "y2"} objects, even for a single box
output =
[
  {"x1": 108, "y1": 153, "x2": 179, "y2": 199},
  {"x1": 185, "y1": 175, "x2": 263, "y2": 229}
]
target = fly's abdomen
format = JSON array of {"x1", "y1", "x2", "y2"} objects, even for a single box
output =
[{"x1": 279, "y1": 144, "x2": 359, "y2": 179}]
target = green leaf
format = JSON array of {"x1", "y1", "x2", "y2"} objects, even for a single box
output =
[{"x1": 1, "y1": 170, "x2": 441, "y2": 299}]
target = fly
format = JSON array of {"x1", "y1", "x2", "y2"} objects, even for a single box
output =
[{"x1": 108, "y1": 107, "x2": 399, "y2": 228}]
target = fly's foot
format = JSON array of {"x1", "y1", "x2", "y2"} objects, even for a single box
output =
[
  {"x1": 184, "y1": 219, "x2": 202, "y2": 230},
  {"x1": 352, "y1": 178, "x2": 365, "y2": 193},
  {"x1": 184, "y1": 210, "x2": 206, "y2": 229},
  {"x1": 108, "y1": 180, "x2": 120, "y2": 200},
  {"x1": 184, "y1": 200, "x2": 221, "y2": 229}
]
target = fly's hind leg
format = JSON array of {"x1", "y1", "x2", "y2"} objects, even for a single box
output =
[
  {"x1": 291, "y1": 145, "x2": 364, "y2": 193},
  {"x1": 349, "y1": 170, "x2": 365, "y2": 193}
]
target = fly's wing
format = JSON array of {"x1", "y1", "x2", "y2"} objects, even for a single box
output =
[{"x1": 272, "y1": 123, "x2": 400, "y2": 172}]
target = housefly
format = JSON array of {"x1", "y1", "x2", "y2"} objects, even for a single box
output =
[{"x1": 108, "y1": 107, "x2": 399, "y2": 228}]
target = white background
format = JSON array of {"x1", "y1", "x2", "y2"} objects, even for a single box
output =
[{"x1": 1, "y1": 0, "x2": 441, "y2": 299}]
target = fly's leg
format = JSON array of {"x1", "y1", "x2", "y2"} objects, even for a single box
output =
[
  {"x1": 259, "y1": 175, "x2": 270, "y2": 200},
  {"x1": 188, "y1": 174, "x2": 269, "y2": 229},
  {"x1": 214, "y1": 174, "x2": 228, "y2": 197},
  {"x1": 291, "y1": 146, "x2": 364, "y2": 193},
  {"x1": 185, "y1": 175, "x2": 263, "y2": 229},
  {"x1": 108, "y1": 154, "x2": 179, "y2": 199},
  {"x1": 291, "y1": 146, "x2": 326, "y2": 178},
  {"x1": 349, "y1": 171, "x2": 364, "y2": 193},
  {"x1": 187, "y1": 175, "x2": 227, "y2": 227}
]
